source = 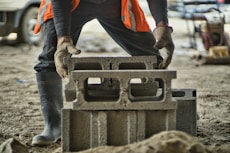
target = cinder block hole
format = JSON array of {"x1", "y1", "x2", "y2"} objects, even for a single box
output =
[
  {"x1": 84, "y1": 77, "x2": 120, "y2": 101},
  {"x1": 172, "y1": 90, "x2": 197, "y2": 98},
  {"x1": 87, "y1": 77, "x2": 102, "y2": 84},
  {"x1": 74, "y1": 63, "x2": 102, "y2": 70},
  {"x1": 172, "y1": 91, "x2": 186, "y2": 97},
  {"x1": 192, "y1": 90, "x2": 196, "y2": 97},
  {"x1": 119, "y1": 63, "x2": 146, "y2": 69},
  {"x1": 129, "y1": 78, "x2": 164, "y2": 101}
]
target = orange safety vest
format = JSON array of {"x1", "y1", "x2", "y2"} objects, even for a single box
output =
[{"x1": 34, "y1": 0, "x2": 150, "y2": 34}]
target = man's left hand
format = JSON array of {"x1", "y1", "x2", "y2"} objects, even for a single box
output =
[{"x1": 153, "y1": 25, "x2": 174, "y2": 69}]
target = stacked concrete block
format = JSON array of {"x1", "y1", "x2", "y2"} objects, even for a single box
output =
[
  {"x1": 65, "y1": 56, "x2": 158, "y2": 101},
  {"x1": 62, "y1": 109, "x2": 177, "y2": 152},
  {"x1": 62, "y1": 56, "x2": 197, "y2": 152},
  {"x1": 71, "y1": 70, "x2": 177, "y2": 110}
]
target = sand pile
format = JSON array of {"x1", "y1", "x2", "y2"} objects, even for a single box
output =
[{"x1": 78, "y1": 130, "x2": 212, "y2": 153}]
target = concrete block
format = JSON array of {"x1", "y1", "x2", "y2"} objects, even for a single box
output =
[
  {"x1": 62, "y1": 108, "x2": 176, "y2": 152},
  {"x1": 68, "y1": 56, "x2": 158, "y2": 71},
  {"x1": 70, "y1": 70, "x2": 177, "y2": 110},
  {"x1": 65, "y1": 56, "x2": 157, "y2": 101},
  {"x1": 172, "y1": 89, "x2": 197, "y2": 136}
]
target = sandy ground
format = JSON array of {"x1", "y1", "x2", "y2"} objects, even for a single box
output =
[{"x1": 0, "y1": 17, "x2": 230, "y2": 153}]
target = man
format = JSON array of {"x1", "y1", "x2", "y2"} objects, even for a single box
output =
[{"x1": 32, "y1": 0, "x2": 174, "y2": 146}]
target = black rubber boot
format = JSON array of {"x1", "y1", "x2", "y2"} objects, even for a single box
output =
[{"x1": 32, "y1": 72, "x2": 63, "y2": 146}]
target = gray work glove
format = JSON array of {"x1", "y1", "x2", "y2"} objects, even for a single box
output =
[
  {"x1": 54, "y1": 37, "x2": 81, "y2": 78},
  {"x1": 153, "y1": 26, "x2": 174, "y2": 69}
]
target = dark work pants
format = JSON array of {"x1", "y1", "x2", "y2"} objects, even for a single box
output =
[{"x1": 34, "y1": 0, "x2": 162, "y2": 72}]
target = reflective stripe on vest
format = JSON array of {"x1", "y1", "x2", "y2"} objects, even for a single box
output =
[
  {"x1": 121, "y1": 0, "x2": 150, "y2": 32},
  {"x1": 34, "y1": 0, "x2": 51, "y2": 34},
  {"x1": 34, "y1": 0, "x2": 79, "y2": 34},
  {"x1": 128, "y1": 0, "x2": 136, "y2": 31},
  {"x1": 39, "y1": 0, "x2": 50, "y2": 31}
]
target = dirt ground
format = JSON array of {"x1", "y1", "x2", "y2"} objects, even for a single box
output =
[{"x1": 0, "y1": 17, "x2": 230, "y2": 153}]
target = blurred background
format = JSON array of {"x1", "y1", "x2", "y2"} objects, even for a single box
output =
[{"x1": 0, "y1": 0, "x2": 230, "y2": 60}]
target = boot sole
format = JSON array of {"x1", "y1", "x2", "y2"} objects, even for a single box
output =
[{"x1": 32, "y1": 136, "x2": 61, "y2": 146}]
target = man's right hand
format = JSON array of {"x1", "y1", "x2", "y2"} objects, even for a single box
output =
[{"x1": 54, "y1": 36, "x2": 81, "y2": 78}]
